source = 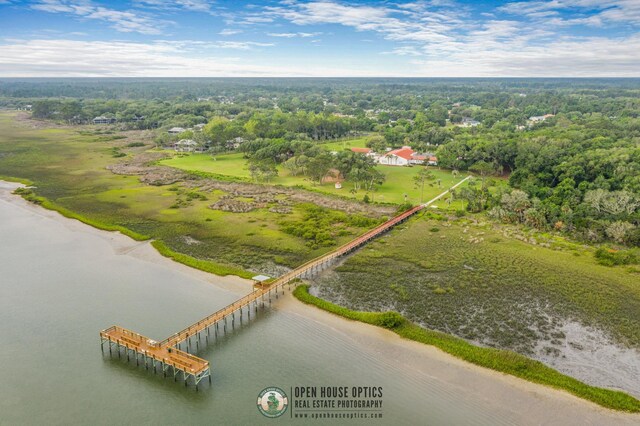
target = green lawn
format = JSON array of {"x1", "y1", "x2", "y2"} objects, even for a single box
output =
[
  {"x1": 320, "y1": 137, "x2": 369, "y2": 152},
  {"x1": 161, "y1": 151, "x2": 469, "y2": 206},
  {"x1": 161, "y1": 152, "x2": 250, "y2": 178}
]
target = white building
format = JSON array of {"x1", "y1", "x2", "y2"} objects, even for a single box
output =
[
  {"x1": 458, "y1": 117, "x2": 480, "y2": 127},
  {"x1": 379, "y1": 147, "x2": 414, "y2": 166},
  {"x1": 168, "y1": 127, "x2": 186, "y2": 134},
  {"x1": 528, "y1": 114, "x2": 555, "y2": 123}
]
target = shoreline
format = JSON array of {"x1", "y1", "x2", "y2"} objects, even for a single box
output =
[{"x1": 1, "y1": 180, "x2": 639, "y2": 423}]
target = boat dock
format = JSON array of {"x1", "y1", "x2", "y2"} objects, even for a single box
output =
[{"x1": 100, "y1": 177, "x2": 471, "y2": 389}]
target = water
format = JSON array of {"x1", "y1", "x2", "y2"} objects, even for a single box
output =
[{"x1": 0, "y1": 183, "x2": 637, "y2": 425}]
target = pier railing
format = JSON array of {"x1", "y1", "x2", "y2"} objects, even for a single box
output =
[{"x1": 101, "y1": 176, "x2": 471, "y2": 388}]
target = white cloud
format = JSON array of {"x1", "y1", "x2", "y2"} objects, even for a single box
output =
[
  {"x1": 210, "y1": 41, "x2": 274, "y2": 50},
  {"x1": 410, "y1": 34, "x2": 640, "y2": 77},
  {"x1": 135, "y1": 0, "x2": 215, "y2": 13},
  {"x1": 262, "y1": 0, "x2": 640, "y2": 76},
  {"x1": 243, "y1": 16, "x2": 274, "y2": 24},
  {"x1": 264, "y1": 1, "x2": 465, "y2": 45},
  {"x1": 6, "y1": 1, "x2": 640, "y2": 77},
  {"x1": 267, "y1": 32, "x2": 297, "y2": 38},
  {"x1": 498, "y1": 0, "x2": 640, "y2": 26},
  {"x1": 0, "y1": 38, "x2": 384, "y2": 77},
  {"x1": 219, "y1": 29, "x2": 242, "y2": 36},
  {"x1": 30, "y1": 0, "x2": 165, "y2": 35},
  {"x1": 267, "y1": 32, "x2": 322, "y2": 38}
]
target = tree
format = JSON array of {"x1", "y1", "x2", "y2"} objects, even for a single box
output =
[
  {"x1": 203, "y1": 116, "x2": 231, "y2": 149},
  {"x1": 469, "y1": 160, "x2": 496, "y2": 189},
  {"x1": 606, "y1": 221, "x2": 635, "y2": 243},
  {"x1": 413, "y1": 168, "x2": 436, "y2": 203},
  {"x1": 363, "y1": 168, "x2": 386, "y2": 193},
  {"x1": 366, "y1": 135, "x2": 386, "y2": 153},
  {"x1": 306, "y1": 152, "x2": 334, "y2": 184},
  {"x1": 501, "y1": 190, "x2": 531, "y2": 222},
  {"x1": 248, "y1": 158, "x2": 278, "y2": 182}
]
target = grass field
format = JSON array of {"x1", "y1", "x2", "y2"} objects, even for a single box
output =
[
  {"x1": 0, "y1": 113, "x2": 380, "y2": 274},
  {"x1": 162, "y1": 152, "x2": 251, "y2": 179},
  {"x1": 161, "y1": 150, "x2": 469, "y2": 207},
  {"x1": 319, "y1": 137, "x2": 368, "y2": 152}
]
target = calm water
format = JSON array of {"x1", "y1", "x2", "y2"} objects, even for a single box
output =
[{"x1": 0, "y1": 186, "x2": 636, "y2": 425}]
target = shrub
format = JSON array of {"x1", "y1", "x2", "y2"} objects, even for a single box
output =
[
  {"x1": 376, "y1": 311, "x2": 405, "y2": 329},
  {"x1": 595, "y1": 247, "x2": 638, "y2": 266}
]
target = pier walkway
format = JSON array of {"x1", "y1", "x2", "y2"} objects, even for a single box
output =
[{"x1": 100, "y1": 176, "x2": 471, "y2": 389}]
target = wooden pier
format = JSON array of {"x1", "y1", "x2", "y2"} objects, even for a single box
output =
[{"x1": 100, "y1": 177, "x2": 470, "y2": 389}]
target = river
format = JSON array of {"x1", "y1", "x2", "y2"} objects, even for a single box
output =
[{"x1": 0, "y1": 181, "x2": 637, "y2": 425}]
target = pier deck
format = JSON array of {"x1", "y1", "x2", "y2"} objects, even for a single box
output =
[{"x1": 100, "y1": 177, "x2": 470, "y2": 388}]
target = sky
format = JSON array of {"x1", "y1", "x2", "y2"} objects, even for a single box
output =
[{"x1": 0, "y1": 0, "x2": 639, "y2": 77}]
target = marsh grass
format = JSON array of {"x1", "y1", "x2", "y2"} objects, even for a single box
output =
[
  {"x1": 151, "y1": 240, "x2": 253, "y2": 278},
  {"x1": 0, "y1": 112, "x2": 379, "y2": 276},
  {"x1": 293, "y1": 285, "x2": 640, "y2": 413},
  {"x1": 313, "y1": 217, "x2": 640, "y2": 355}
]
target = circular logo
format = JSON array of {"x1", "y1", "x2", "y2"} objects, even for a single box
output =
[{"x1": 257, "y1": 387, "x2": 289, "y2": 418}]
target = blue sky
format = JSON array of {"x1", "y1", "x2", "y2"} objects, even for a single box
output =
[{"x1": 0, "y1": 0, "x2": 639, "y2": 77}]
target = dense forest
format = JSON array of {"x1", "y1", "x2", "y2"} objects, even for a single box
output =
[{"x1": 1, "y1": 78, "x2": 638, "y2": 249}]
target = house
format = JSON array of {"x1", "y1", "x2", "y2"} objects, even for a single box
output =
[
  {"x1": 458, "y1": 117, "x2": 480, "y2": 127},
  {"x1": 427, "y1": 156, "x2": 438, "y2": 166},
  {"x1": 168, "y1": 127, "x2": 186, "y2": 134},
  {"x1": 409, "y1": 153, "x2": 426, "y2": 165},
  {"x1": 173, "y1": 139, "x2": 200, "y2": 152},
  {"x1": 528, "y1": 114, "x2": 555, "y2": 123},
  {"x1": 379, "y1": 146, "x2": 414, "y2": 166},
  {"x1": 93, "y1": 116, "x2": 116, "y2": 124},
  {"x1": 194, "y1": 123, "x2": 206, "y2": 131},
  {"x1": 350, "y1": 147, "x2": 372, "y2": 154},
  {"x1": 351, "y1": 147, "x2": 378, "y2": 160},
  {"x1": 132, "y1": 115, "x2": 145, "y2": 122}
]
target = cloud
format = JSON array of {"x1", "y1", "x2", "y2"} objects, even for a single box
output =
[
  {"x1": 30, "y1": 0, "x2": 165, "y2": 35},
  {"x1": 257, "y1": 0, "x2": 640, "y2": 76},
  {"x1": 267, "y1": 32, "x2": 322, "y2": 38},
  {"x1": 0, "y1": 38, "x2": 383, "y2": 77},
  {"x1": 135, "y1": 0, "x2": 215, "y2": 13},
  {"x1": 210, "y1": 41, "x2": 274, "y2": 50},
  {"x1": 6, "y1": 0, "x2": 640, "y2": 77},
  {"x1": 498, "y1": 0, "x2": 640, "y2": 26},
  {"x1": 219, "y1": 29, "x2": 242, "y2": 36},
  {"x1": 242, "y1": 16, "x2": 274, "y2": 24},
  {"x1": 409, "y1": 33, "x2": 640, "y2": 77},
  {"x1": 264, "y1": 1, "x2": 465, "y2": 45}
]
